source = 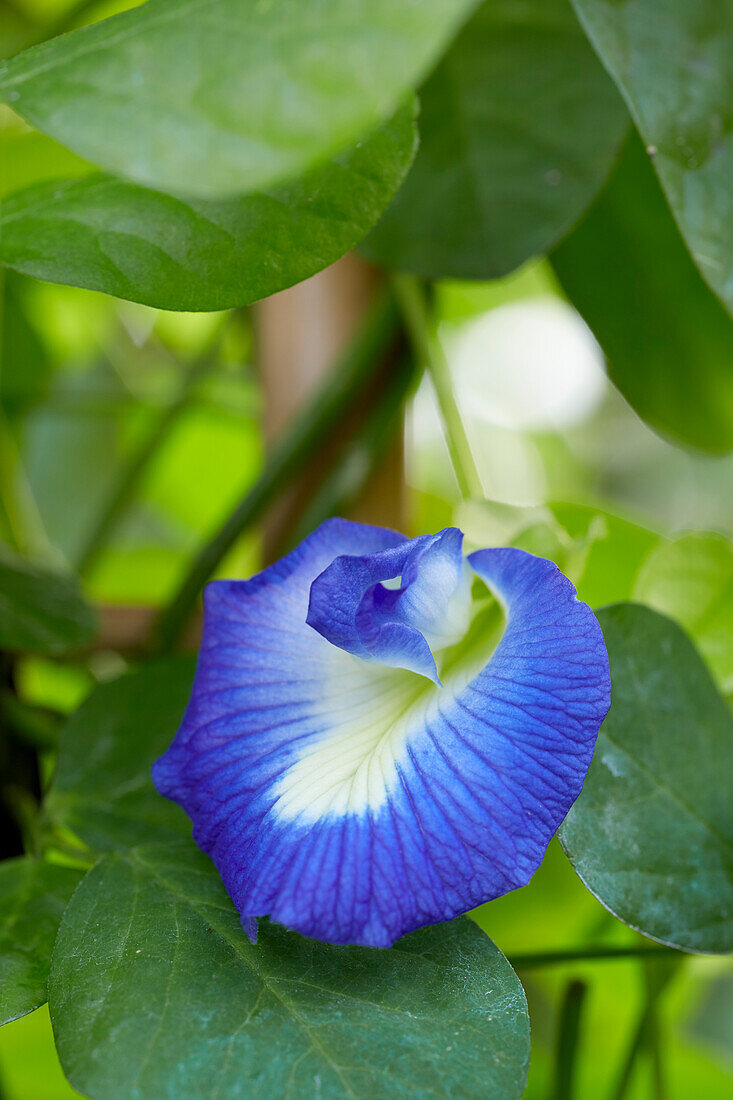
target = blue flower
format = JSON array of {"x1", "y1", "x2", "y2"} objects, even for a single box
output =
[{"x1": 153, "y1": 520, "x2": 610, "y2": 947}]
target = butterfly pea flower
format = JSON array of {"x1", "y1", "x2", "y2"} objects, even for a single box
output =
[{"x1": 153, "y1": 520, "x2": 610, "y2": 948}]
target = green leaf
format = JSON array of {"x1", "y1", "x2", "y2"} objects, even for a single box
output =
[
  {"x1": 49, "y1": 841, "x2": 530, "y2": 1100},
  {"x1": 0, "y1": 105, "x2": 417, "y2": 311},
  {"x1": 548, "y1": 501, "x2": 660, "y2": 608},
  {"x1": 634, "y1": 533, "x2": 733, "y2": 697},
  {"x1": 1, "y1": 272, "x2": 52, "y2": 418},
  {"x1": 0, "y1": 0, "x2": 477, "y2": 199},
  {"x1": 0, "y1": 857, "x2": 82, "y2": 1024},
  {"x1": 0, "y1": 129, "x2": 92, "y2": 200},
  {"x1": 43, "y1": 659, "x2": 195, "y2": 851},
  {"x1": 570, "y1": 0, "x2": 733, "y2": 314},
  {"x1": 551, "y1": 133, "x2": 733, "y2": 453},
  {"x1": 363, "y1": 0, "x2": 629, "y2": 279},
  {"x1": 0, "y1": 544, "x2": 96, "y2": 654},
  {"x1": 560, "y1": 603, "x2": 733, "y2": 954}
]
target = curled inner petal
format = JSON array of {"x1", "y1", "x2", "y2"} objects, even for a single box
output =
[{"x1": 307, "y1": 527, "x2": 472, "y2": 683}]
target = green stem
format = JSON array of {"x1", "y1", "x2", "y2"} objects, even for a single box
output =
[
  {"x1": 608, "y1": 957, "x2": 677, "y2": 1100},
  {"x1": 508, "y1": 944, "x2": 681, "y2": 969},
  {"x1": 552, "y1": 979, "x2": 588, "y2": 1100},
  {"x1": 75, "y1": 340, "x2": 221, "y2": 576},
  {"x1": 391, "y1": 273, "x2": 483, "y2": 500},
  {"x1": 150, "y1": 289, "x2": 400, "y2": 654}
]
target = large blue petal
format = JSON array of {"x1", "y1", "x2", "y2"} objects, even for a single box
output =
[{"x1": 154, "y1": 525, "x2": 610, "y2": 947}]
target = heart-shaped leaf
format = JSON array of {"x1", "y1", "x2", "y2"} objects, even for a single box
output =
[
  {"x1": 49, "y1": 841, "x2": 530, "y2": 1100},
  {"x1": 560, "y1": 603, "x2": 733, "y2": 954},
  {"x1": 363, "y1": 0, "x2": 629, "y2": 279}
]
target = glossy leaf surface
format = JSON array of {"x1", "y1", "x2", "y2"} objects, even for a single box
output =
[
  {"x1": 0, "y1": 106, "x2": 416, "y2": 311},
  {"x1": 0, "y1": 0, "x2": 476, "y2": 198},
  {"x1": 561, "y1": 603, "x2": 733, "y2": 954},
  {"x1": 49, "y1": 841, "x2": 530, "y2": 1100}
]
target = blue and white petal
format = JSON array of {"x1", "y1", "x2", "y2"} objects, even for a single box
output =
[{"x1": 153, "y1": 521, "x2": 610, "y2": 948}]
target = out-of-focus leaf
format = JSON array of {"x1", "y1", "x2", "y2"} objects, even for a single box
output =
[
  {"x1": 363, "y1": 0, "x2": 628, "y2": 280},
  {"x1": 0, "y1": 0, "x2": 477, "y2": 199},
  {"x1": 561, "y1": 603, "x2": 733, "y2": 954},
  {"x1": 0, "y1": 544, "x2": 96, "y2": 654},
  {"x1": 0, "y1": 105, "x2": 417, "y2": 311},
  {"x1": 49, "y1": 840, "x2": 530, "y2": 1100},
  {"x1": 0, "y1": 857, "x2": 82, "y2": 1024},
  {"x1": 634, "y1": 533, "x2": 733, "y2": 696},
  {"x1": 24, "y1": 366, "x2": 123, "y2": 564},
  {"x1": 0, "y1": 129, "x2": 91, "y2": 200},
  {"x1": 43, "y1": 659, "x2": 195, "y2": 852},
  {"x1": 1, "y1": 272, "x2": 51, "y2": 418},
  {"x1": 457, "y1": 498, "x2": 659, "y2": 605},
  {"x1": 551, "y1": 133, "x2": 733, "y2": 452},
  {"x1": 548, "y1": 501, "x2": 660, "y2": 607},
  {"x1": 570, "y1": 0, "x2": 733, "y2": 314}
]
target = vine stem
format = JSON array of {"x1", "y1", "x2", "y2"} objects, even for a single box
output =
[
  {"x1": 149, "y1": 289, "x2": 401, "y2": 653},
  {"x1": 552, "y1": 979, "x2": 588, "y2": 1100},
  {"x1": 391, "y1": 273, "x2": 483, "y2": 501},
  {"x1": 507, "y1": 944, "x2": 681, "y2": 969}
]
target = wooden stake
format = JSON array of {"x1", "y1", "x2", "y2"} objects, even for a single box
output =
[{"x1": 256, "y1": 253, "x2": 406, "y2": 557}]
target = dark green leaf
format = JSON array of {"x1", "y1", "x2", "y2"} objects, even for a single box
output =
[
  {"x1": 0, "y1": 105, "x2": 417, "y2": 311},
  {"x1": 551, "y1": 133, "x2": 733, "y2": 452},
  {"x1": 0, "y1": 0, "x2": 477, "y2": 199},
  {"x1": 634, "y1": 533, "x2": 733, "y2": 697},
  {"x1": 362, "y1": 0, "x2": 628, "y2": 279},
  {"x1": 560, "y1": 603, "x2": 733, "y2": 954},
  {"x1": 43, "y1": 659, "x2": 195, "y2": 851},
  {"x1": 570, "y1": 0, "x2": 733, "y2": 313},
  {"x1": 0, "y1": 857, "x2": 82, "y2": 1024},
  {"x1": 49, "y1": 841, "x2": 530, "y2": 1100},
  {"x1": 0, "y1": 544, "x2": 96, "y2": 654}
]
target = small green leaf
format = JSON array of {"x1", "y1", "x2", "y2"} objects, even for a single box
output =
[
  {"x1": 49, "y1": 841, "x2": 530, "y2": 1100},
  {"x1": 362, "y1": 0, "x2": 629, "y2": 280},
  {"x1": 0, "y1": 545, "x2": 96, "y2": 655},
  {"x1": 0, "y1": 857, "x2": 82, "y2": 1025},
  {"x1": 0, "y1": 0, "x2": 477, "y2": 199},
  {"x1": 548, "y1": 501, "x2": 660, "y2": 608},
  {"x1": 570, "y1": 0, "x2": 733, "y2": 314},
  {"x1": 551, "y1": 133, "x2": 733, "y2": 453},
  {"x1": 0, "y1": 105, "x2": 417, "y2": 311},
  {"x1": 634, "y1": 533, "x2": 733, "y2": 697},
  {"x1": 560, "y1": 603, "x2": 733, "y2": 954},
  {"x1": 44, "y1": 659, "x2": 195, "y2": 852}
]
